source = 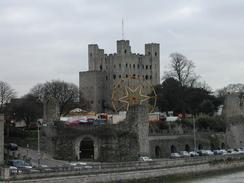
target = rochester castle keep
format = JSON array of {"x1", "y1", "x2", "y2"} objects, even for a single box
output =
[{"x1": 79, "y1": 40, "x2": 160, "y2": 112}]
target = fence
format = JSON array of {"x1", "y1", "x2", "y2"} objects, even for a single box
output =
[{"x1": 3, "y1": 153, "x2": 244, "y2": 181}]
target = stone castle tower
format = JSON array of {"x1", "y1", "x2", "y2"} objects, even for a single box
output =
[{"x1": 79, "y1": 40, "x2": 160, "y2": 112}]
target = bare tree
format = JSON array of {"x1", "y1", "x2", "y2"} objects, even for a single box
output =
[
  {"x1": 30, "y1": 80, "x2": 79, "y2": 115},
  {"x1": 164, "y1": 53, "x2": 199, "y2": 87},
  {"x1": 194, "y1": 81, "x2": 212, "y2": 91},
  {"x1": 30, "y1": 83, "x2": 45, "y2": 103},
  {"x1": 0, "y1": 81, "x2": 16, "y2": 111},
  {"x1": 44, "y1": 80, "x2": 79, "y2": 114},
  {"x1": 216, "y1": 83, "x2": 244, "y2": 97}
]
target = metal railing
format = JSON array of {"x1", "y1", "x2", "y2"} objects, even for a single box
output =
[{"x1": 7, "y1": 153, "x2": 244, "y2": 180}]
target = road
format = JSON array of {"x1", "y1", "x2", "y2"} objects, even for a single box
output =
[{"x1": 17, "y1": 147, "x2": 66, "y2": 167}]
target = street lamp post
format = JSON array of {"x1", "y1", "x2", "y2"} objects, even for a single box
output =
[
  {"x1": 37, "y1": 121, "x2": 41, "y2": 167},
  {"x1": 193, "y1": 115, "x2": 197, "y2": 152},
  {"x1": 37, "y1": 124, "x2": 40, "y2": 154}
]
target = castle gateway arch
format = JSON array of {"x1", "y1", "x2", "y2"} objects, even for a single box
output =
[{"x1": 74, "y1": 135, "x2": 99, "y2": 160}]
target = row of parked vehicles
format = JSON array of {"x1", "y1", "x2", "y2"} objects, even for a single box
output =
[
  {"x1": 170, "y1": 147, "x2": 244, "y2": 158},
  {"x1": 8, "y1": 160, "x2": 94, "y2": 175}
]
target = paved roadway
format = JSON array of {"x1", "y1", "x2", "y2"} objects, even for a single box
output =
[{"x1": 17, "y1": 147, "x2": 66, "y2": 167}]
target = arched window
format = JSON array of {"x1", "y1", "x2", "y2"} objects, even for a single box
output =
[
  {"x1": 171, "y1": 145, "x2": 177, "y2": 153},
  {"x1": 185, "y1": 144, "x2": 190, "y2": 152},
  {"x1": 221, "y1": 143, "x2": 225, "y2": 149},
  {"x1": 155, "y1": 146, "x2": 161, "y2": 158},
  {"x1": 79, "y1": 137, "x2": 94, "y2": 159},
  {"x1": 198, "y1": 144, "x2": 203, "y2": 150}
]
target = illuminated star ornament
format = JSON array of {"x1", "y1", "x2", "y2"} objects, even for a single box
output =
[{"x1": 119, "y1": 85, "x2": 151, "y2": 110}]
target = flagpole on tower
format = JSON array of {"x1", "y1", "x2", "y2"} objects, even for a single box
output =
[{"x1": 122, "y1": 18, "x2": 124, "y2": 40}]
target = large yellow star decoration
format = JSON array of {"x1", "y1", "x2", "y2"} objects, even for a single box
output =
[{"x1": 119, "y1": 85, "x2": 151, "y2": 110}]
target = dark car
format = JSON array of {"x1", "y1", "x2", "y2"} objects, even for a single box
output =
[
  {"x1": 5, "y1": 143, "x2": 18, "y2": 151},
  {"x1": 8, "y1": 160, "x2": 33, "y2": 172}
]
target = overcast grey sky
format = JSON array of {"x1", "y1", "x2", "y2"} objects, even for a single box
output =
[{"x1": 0, "y1": 0, "x2": 244, "y2": 97}]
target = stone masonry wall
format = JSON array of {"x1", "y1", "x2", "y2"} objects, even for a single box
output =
[
  {"x1": 43, "y1": 105, "x2": 149, "y2": 162},
  {"x1": 43, "y1": 100, "x2": 60, "y2": 123},
  {"x1": 223, "y1": 93, "x2": 244, "y2": 148},
  {"x1": 222, "y1": 93, "x2": 244, "y2": 119},
  {"x1": 226, "y1": 116, "x2": 244, "y2": 148},
  {"x1": 149, "y1": 132, "x2": 226, "y2": 158},
  {"x1": 79, "y1": 71, "x2": 106, "y2": 112},
  {"x1": 50, "y1": 123, "x2": 139, "y2": 162},
  {"x1": 125, "y1": 105, "x2": 149, "y2": 156}
]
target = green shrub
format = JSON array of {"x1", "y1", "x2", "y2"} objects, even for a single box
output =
[{"x1": 196, "y1": 116, "x2": 226, "y2": 132}]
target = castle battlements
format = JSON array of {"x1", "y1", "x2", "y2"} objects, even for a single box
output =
[{"x1": 80, "y1": 40, "x2": 160, "y2": 112}]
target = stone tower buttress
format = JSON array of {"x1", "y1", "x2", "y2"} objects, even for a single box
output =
[
  {"x1": 145, "y1": 43, "x2": 160, "y2": 84},
  {"x1": 117, "y1": 40, "x2": 131, "y2": 55},
  {"x1": 88, "y1": 44, "x2": 105, "y2": 71}
]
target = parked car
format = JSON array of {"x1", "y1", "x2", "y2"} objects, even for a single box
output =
[
  {"x1": 227, "y1": 149, "x2": 238, "y2": 154},
  {"x1": 189, "y1": 151, "x2": 199, "y2": 157},
  {"x1": 179, "y1": 151, "x2": 190, "y2": 157},
  {"x1": 198, "y1": 150, "x2": 214, "y2": 156},
  {"x1": 219, "y1": 149, "x2": 228, "y2": 155},
  {"x1": 5, "y1": 143, "x2": 18, "y2": 151},
  {"x1": 63, "y1": 162, "x2": 92, "y2": 170},
  {"x1": 234, "y1": 148, "x2": 244, "y2": 154},
  {"x1": 205, "y1": 150, "x2": 214, "y2": 156},
  {"x1": 170, "y1": 153, "x2": 181, "y2": 158},
  {"x1": 8, "y1": 160, "x2": 33, "y2": 173},
  {"x1": 139, "y1": 156, "x2": 152, "y2": 161},
  {"x1": 9, "y1": 166, "x2": 22, "y2": 174},
  {"x1": 213, "y1": 150, "x2": 222, "y2": 155},
  {"x1": 35, "y1": 164, "x2": 53, "y2": 172}
]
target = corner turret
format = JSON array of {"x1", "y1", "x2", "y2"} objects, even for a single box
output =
[{"x1": 117, "y1": 40, "x2": 131, "y2": 55}]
